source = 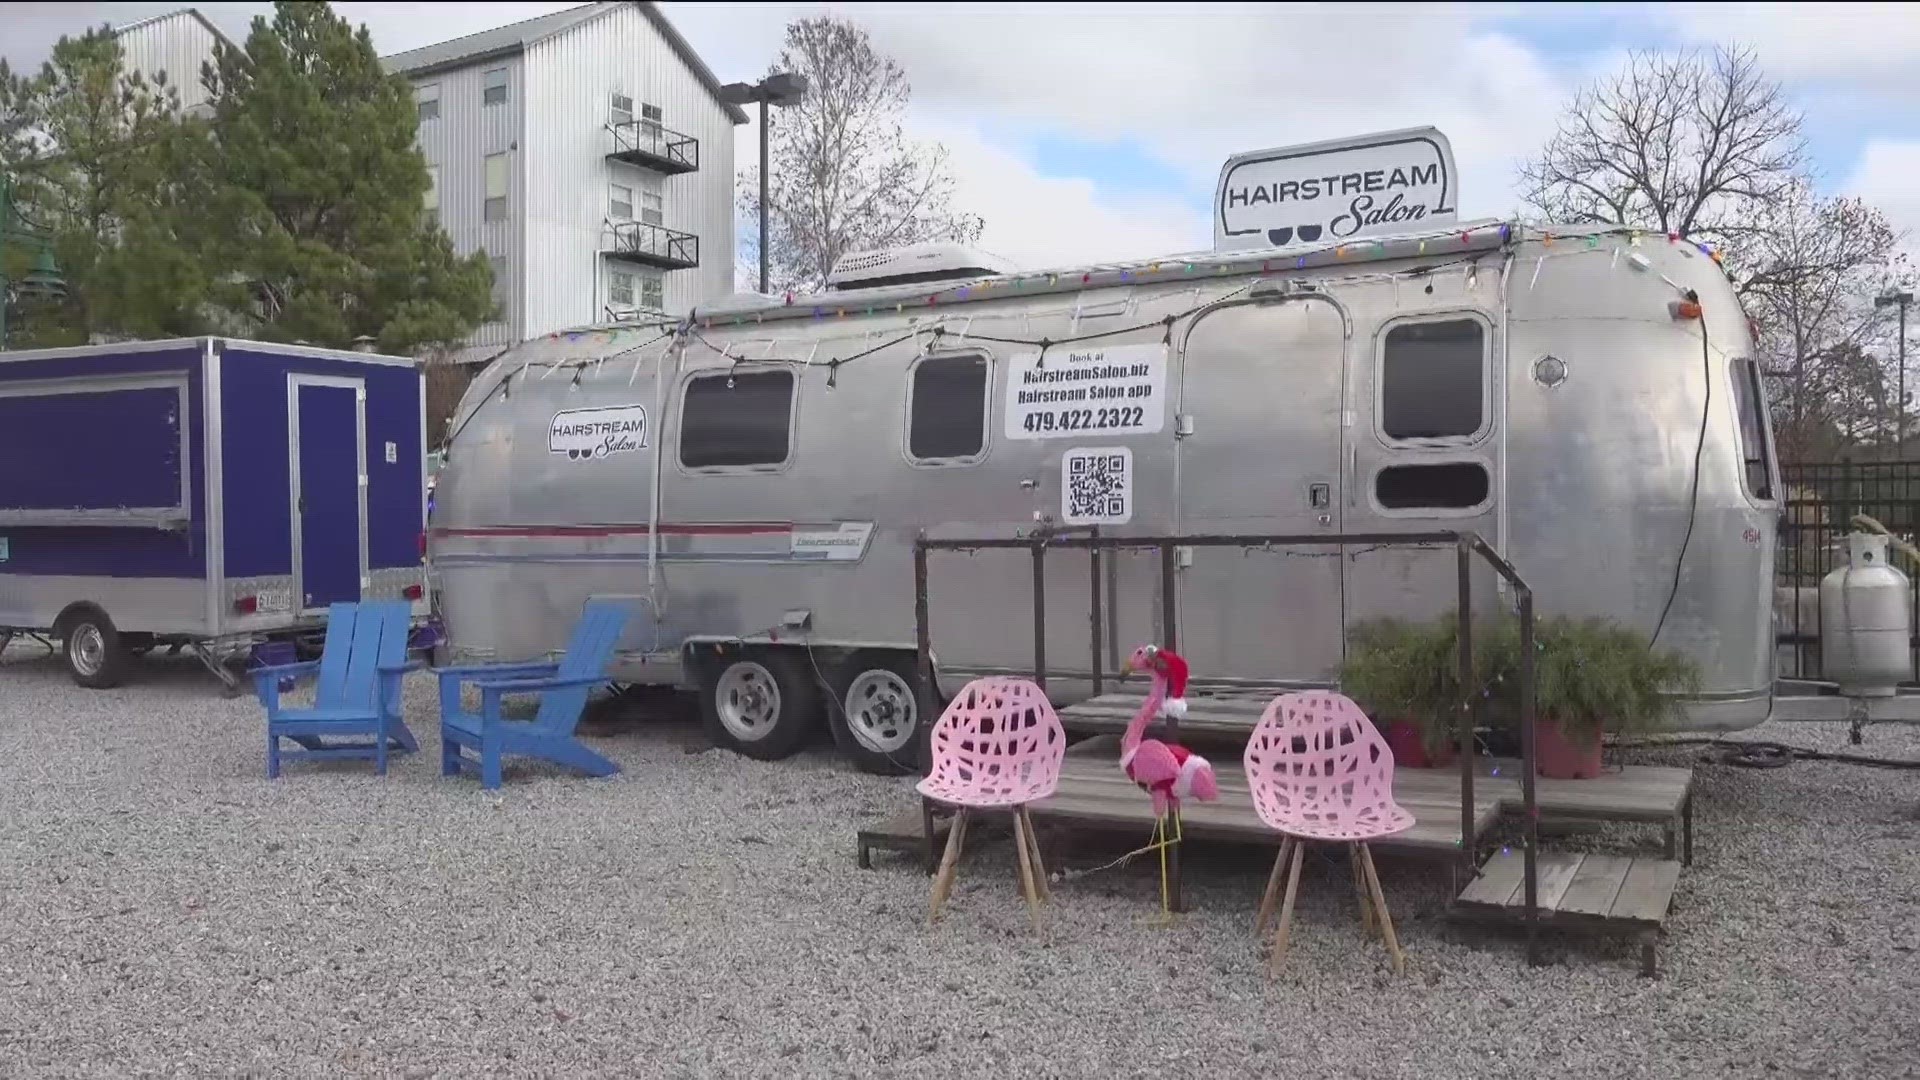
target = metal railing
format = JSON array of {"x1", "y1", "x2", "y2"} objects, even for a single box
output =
[
  {"x1": 1778, "y1": 461, "x2": 1920, "y2": 680},
  {"x1": 602, "y1": 220, "x2": 699, "y2": 269},
  {"x1": 911, "y1": 528, "x2": 1546, "y2": 961},
  {"x1": 607, "y1": 119, "x2": 699, "y2": 171}
]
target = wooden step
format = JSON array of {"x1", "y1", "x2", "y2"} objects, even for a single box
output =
[{"x1": 1454, "y1": 848, "x2": 1684, "y2": 975}]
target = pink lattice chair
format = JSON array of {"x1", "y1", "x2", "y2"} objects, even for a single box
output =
[
  {"x1": 1243, "y1": 691, "x2": 1414, "y2": 975},
  {"x1": 916, "y1": 677, "x2": 1064, "y2": 930}
]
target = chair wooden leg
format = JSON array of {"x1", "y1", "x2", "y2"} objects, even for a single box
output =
[
  {"x1": 1255, "y1": 836, "x2": 1294, "y2": 935},
  {"x1": 1351, "y1": 843, "x2": 1375, "y2": 937},
  {"x1": 1267, "y1": 839, "x2": 1306, "y2": 979},
  {"x1": 1358, "y1": 844, "x2": 1404, "y2": 975},
  {"x1": 1010, "y1": 807, "x2": 1043, "y2": 932},
  {"x1": 1018, "y1": 809, "x2": 1050, "y2": 902},
  {"x1": 928, "y1": 809, "x2": 970, "y2": 925}
]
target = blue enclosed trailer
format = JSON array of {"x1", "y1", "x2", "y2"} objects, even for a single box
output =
[{"x1": 0, "y1": 338, "x2": 428, "y2": 689}]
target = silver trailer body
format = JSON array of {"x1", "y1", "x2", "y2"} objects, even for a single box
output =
[{"x1": 432, "y1": 221, "x2": 1779, "y2": 757}]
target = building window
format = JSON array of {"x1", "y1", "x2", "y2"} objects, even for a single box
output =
[
  {"x1": 1380, "y1": 319, "x2": 1486, "y2": 441},
  {"x1": 1375, "y1": 462, "x2": 1489, "y2": 510},
  {"x1": 483, "y1": 152, "x2": 508, "y2": 222},
  {"x1": 609, "y1": 270, "x2": 635, "y2": 308},
  {"x1": 489, "y1": 255, "x2": 508, "y2": 314},
  {"x1": 417, "y1": 83, "x2": 440, "y2": 121},
  {"x1": 908, "y1": 354, "x2": 989, "y2": 462},
  {"x1": 1730, "y1": 357, "x2": 1775, "y2": 500},
  {"x1": 640, "y1": 190, "x2": 663, "y2": 226},
  {"x1": 422, "y1": 165, "x2": 439, "y2": 227},
  {"x1": 611, "y1": 91, "x2": 633, "y2": 126},
  {"x1": 610, "y1": 183, "x2": 633, "y2": 221},
  {"x1": 641, "y1": 101, "x2": 662, "y2": 137},
  {"x1": 679, "y1": 370, "x2": 795, "y2": 469},
  {"x1": 482, "y1": 67, "x2": 508, "y2": 106},
  {"x1": 639, "y1": 272, "x2": 663, "y2": 311}
]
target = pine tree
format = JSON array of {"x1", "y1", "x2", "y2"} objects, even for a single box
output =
[
  {"x1": 1, "y1": 28, "x2": 206, "y2": 346},
  {"x1": 200, "y1": 1, "x2": 493, "y2": 352}
]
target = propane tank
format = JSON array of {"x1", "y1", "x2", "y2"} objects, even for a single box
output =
[{"x1": 1819, "y1": 532, "x2": 1913, "y2": 697}]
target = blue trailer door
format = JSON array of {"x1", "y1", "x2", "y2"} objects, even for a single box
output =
[{"x1": 289, "y1": 377, "x2": 367, "y2": 612}]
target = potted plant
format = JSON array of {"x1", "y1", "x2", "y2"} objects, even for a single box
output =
[
  {"x1": 1340, "y1": 617, "x2": 1463, "y2": 768},
  {"x1": 1487, "y1": 616, "x2": 1702, "y2": 779}
]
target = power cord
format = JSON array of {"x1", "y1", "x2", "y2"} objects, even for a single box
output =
[{"x1": 1650, "y1": 289, "x2": 1709, "y2": 651}]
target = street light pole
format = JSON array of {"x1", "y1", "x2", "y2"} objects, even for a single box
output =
[
  {"x1": 720, "y1": 73, "x2": 809, "y2": 296},
  {"x1": 1879, "y1": 290, "x2": 1914, "y2": 453},
  {"x1": 759, "y1": 95, "x2": 769, "y2": 295}
]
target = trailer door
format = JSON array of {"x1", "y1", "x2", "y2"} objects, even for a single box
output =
[
  {"x1": 289, "y1": 376, "x2": 369, "y2": 613},
  {"x1": 1174, "y1": 297, "x2": 1346, "y2": 682},
  {"x1": 1342, "y1": 313, "x2": 1500, "y2": 634}
]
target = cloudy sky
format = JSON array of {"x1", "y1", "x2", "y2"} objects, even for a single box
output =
[{"x1": 4, "y1": 2, "x2": 1917, "y2": 270}]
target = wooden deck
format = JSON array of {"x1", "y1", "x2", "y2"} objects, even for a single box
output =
[
  {"x1": 1030, "y1": 734, "x2": 1501, "y2": 856},
  {"x1": 1056, "y1": 691, "x2": 1697, "y2": 858}
]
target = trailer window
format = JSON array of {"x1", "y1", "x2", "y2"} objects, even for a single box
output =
[
  {"x1": 1380, "y1": 319, "x2": 1485, "y2": 441},
  {"x1": 907, "y1": 354, "x2": 989, "y2": 462},
  {"x1": 1730, "y1": 358, "x2": 1775, "y2": 500},
  {"x1": 679, "y1": 370, "x2": 794, "y2": 469},
  {"x1": 1375, "y1": 462, "x2": 1489, "y2": 510}
]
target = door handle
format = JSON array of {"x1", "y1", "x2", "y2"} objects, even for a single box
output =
[{"x1": 1308, "y1": 483, "x2": 1331, "y2": 509}]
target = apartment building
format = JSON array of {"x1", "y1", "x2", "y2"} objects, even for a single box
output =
[
  {"x1": 383, "y1": 2, "x2": 747, "y2": 361},
  {"x1": 111, "y1": 8, "x2": 228, "y2": 115}
]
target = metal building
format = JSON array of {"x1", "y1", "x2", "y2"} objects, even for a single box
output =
[
  {"x1": 111, "y1": 8, "x2": 230, "y2": 116},
  {"x1": 382, "y1": 2, "x2": 748, "y2": 362}
]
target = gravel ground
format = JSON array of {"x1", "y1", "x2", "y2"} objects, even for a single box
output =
[{"x1": 2, "y1": 644, "x2": 1918, "y2": 1079}]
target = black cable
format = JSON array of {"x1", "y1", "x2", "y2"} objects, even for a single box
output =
[
  {"x1": 1650, "y1": 290, "x2": 1709, "y2": 651},
  {"x1": 1608, "y1": 736, "x2": 1920, "y2": 771}
]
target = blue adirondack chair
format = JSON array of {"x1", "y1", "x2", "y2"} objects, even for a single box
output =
[
  {"x1": 435, "y1": 599, "x2": 632, "y2": 789},
  {"x1": 255, "y1": 601, "x2": 421, "y2": 777}
]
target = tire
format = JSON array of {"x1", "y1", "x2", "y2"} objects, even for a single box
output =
[
  {"x1": 62, "y1": 609, "x2": 129, "y2": 689},
  {"x1": 699, "y1": 651, "x2": 820, "y2": 761},
  {"x1": 827, "y1": 653, "x2": 928, "y2": 776}
]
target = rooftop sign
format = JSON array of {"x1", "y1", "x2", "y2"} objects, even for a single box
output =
[{"x1": 1213, "y1": 127, "x2": 1458, "y2": 252}]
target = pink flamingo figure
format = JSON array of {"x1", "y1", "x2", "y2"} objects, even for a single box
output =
[{"x1": 1120, "y1": 643, "x2": 1220, "y2": 915}]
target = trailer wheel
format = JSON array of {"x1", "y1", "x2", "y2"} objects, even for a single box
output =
[
  {"x1": 700, "y1": 652, "x2": 819, "y2": 760},
  {"x1": 61, "y1": 608, "x2": 129, "y2": 689},
  {"x1": 827, "y1": 654, "x2": 927, "y2": 775}
]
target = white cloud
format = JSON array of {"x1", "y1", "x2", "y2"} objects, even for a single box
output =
[
  {"x1": 683, "y1": 2, "x2": 1573, "y2": 268},
  {"x1": 1664, "y1": 3, "x2": 1920, "y2": 91},
  {"x1": 913, "y1": 121, "x2": 1209, "y2": 269}
]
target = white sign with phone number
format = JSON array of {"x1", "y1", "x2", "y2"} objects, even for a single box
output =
[{"x1": 1004, "y1": 343, "x2": 1166, "y2": 440}]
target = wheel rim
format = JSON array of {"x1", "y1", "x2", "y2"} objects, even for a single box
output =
[
  {"x1": 844, "y1": 669, "x2": 917, "y2": 754},
  {"x1": 716, "y1": 661, "x2": 782, "y2": 742},
  {"x1": 71, "y1": 624, "x2": 106, "y2": 677}
]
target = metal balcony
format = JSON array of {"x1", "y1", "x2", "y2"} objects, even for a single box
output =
[
  {"x1": 601, "y1": 220, "x2": 699, "y2": 271},
  {"x1": 606, "y1": 119, "x2": 698, "y2": 175}
]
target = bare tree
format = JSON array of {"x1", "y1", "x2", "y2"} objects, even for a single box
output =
[
  {"x1": 1742, "y1": 180, "x2": 1909, "y2": 455},
  {"x1": 1522, "y1": 45, "x2": 1916, "y2": 462},
  {"x1": 739, "y1": 18, "x2": 983, "y2": 293},
  {"x1": 1519, "y1": 46, "x2": 1803, "y2": 251}
]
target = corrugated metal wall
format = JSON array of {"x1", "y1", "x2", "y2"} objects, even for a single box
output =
[
  {"x1": 409, "y1": 56, "x2": 528, "y2": 347},
  {"x1": 521, "y1": 5, "x2": 738, "y2": 334},
  {"x1": 115, "y1": 12, "x2": 221, "y2": 112}
]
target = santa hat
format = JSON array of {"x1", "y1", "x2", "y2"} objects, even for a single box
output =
[{"x1": 1156, "y1": 649, "x2": 1189, "y2": 720}]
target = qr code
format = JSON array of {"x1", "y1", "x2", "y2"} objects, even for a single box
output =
[{"x1": 1062, "y1": 447, "x2": 1132, "y2": 524}]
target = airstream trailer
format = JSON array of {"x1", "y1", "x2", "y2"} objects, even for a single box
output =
[{"x1": 430, "y1": 219, "x2": 1779, "y2": 774}]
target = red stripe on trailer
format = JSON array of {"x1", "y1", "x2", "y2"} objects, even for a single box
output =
[{"x1": 430, "y1": 522, "x2": 793, "y2": 539}]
